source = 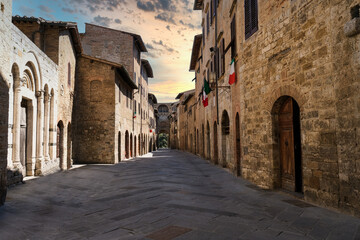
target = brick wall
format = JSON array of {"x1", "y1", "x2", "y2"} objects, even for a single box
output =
[{"x1": 73, "y1": 57, "x2": 116, "y2": 164}]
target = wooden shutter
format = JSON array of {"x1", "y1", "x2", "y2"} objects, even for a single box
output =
[
  {"x1": 245, "y1": 0, "x2": 258, "y2": 39},
  {"x1": 231, "y1": 16, "x2": 236, "y2": 59}
]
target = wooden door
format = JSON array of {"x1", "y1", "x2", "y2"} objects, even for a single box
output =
[
  {"x1": 279, "y1": 98, "x2": 295, "y2": 191},
  {"x1": 20, "y1": 101, "x2": 27, "y2": 168}
]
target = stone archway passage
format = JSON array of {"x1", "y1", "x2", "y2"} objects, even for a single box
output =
[
  {"x1": 20, "y1": 99, "x2": 28, "y2": 172},
  {"x1": 221, "y1": 111, "x2": 230, "y2": 168},
  {"x1": 278, "y1": 97, "x2": 302, "y2": 193}
]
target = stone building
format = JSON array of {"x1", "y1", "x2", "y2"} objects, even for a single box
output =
[
  {"x1": 187, "y1": 0, "x2": 360, "y2": 215},
  {"x1": 154, "y1": 103, "x2": 173, "y2": 148},
  {"x1": 73, "y1": 23, "x2": 155, "y2": 163},
  {"x1": 169, "y1": 102, "x2": 180, "y2": 149},
  {"x1": 12, "y1": 16, "x2": 82, "y2": 171},
  {"x1": 175, "y1": 90, "x2": 196, "y2": 152},
  {"x1": 0, "y1": 0, "x2": 83, "y2": 205},
  {"x1": 148, "y1": 93, "x2": 158, "y2": 152}
]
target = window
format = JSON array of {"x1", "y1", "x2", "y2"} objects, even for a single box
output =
[
  {"x1": 126, "y1": 89, "x2": 129, "y2": 108},
  {"x1": 68, "y1": 63, "x2": 71, "y2": 86},
  {"x1": 202, "y1": 22, "x2": 205, "y2": 45},
  {"x1": 212, "y1": 0, "x2": 216, "y2": 17},
  {"x1": 1, "y1": 3, "x2": 4, "y2": 13},
  {"x1": 207, "y1": 12, "x2": 210, "y2": 36},
  {"x1": 134, "y1": 100, "x2": 137, "y2": 113},
  {"x1": 119, "y1": 86, "x2": 121, "y2": 103},
  {"x1": 221, "y1": 39, "x2": 225, "y2": 75},
  {"x1": 210, "y1": 0, "x2": 213, "y2": 25},
  {"x1": 231, "y1": 16, "x2": 236, "y2": 59},
  {"x1": 245, "y1": 0, "x2": 258, "y2": 39}
]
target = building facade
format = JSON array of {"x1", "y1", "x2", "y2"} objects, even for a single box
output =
[{"x1": 186, "y1": 0, "x2": 360, "y2": 216}]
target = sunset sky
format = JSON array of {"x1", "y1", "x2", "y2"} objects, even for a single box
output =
[{"x1": 12, "y1": 0, "x2": 201, "y2": 102}]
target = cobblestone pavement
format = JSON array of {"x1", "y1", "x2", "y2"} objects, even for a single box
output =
[{"x1": 1, "y1": 150, "x2": 360, "y2": 240}]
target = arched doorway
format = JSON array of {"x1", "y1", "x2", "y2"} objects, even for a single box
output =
[
  {"x1": 149, "y1": 138, "x2": 153, "y2": 152},
  {"x1": 235, "y1": 113, "x2": 241, "y2": 176},
  {"x1": 67, "y1": 122, "x2": 72, "y2": 169},
  {"x1": 118, "y1": 131, "x2": 121, "y2": 162},
  {"x1": 221, "y1": 111, "x2": 230, "y2": 167},
  {"x1": 202, "y1": 124, "x2": 205, "y2": 157},
  {"x1": 272, "y1": 96, "x2": 302, "y2": 193},
  {"x1": 213, "y1": 122, "x2": 218, "y2": 164},
  {"x1": 206, "y1": 121, "x2": 210, "y2": 159},
  {"x1": 194, "y1": 128, "x2": 196, "y2": 154},
  {"x1": 57, "y1": 121, "x2": 64, "y2": 169},
  {"x1": 196, "y1": 129, "x2": 199, "y2": 155},
  {"x1": 134, "y1": 136, "x2": 137, "y2": 157},
  {"x1": 130, "y1": 133, "x2": 133, "y2": 158},
  {"x1": 138, "y1": 134, "x2": 141, "y2": 155},
  {"x1": 125, "y1": 131, "x2": 129, "y2": 159}
]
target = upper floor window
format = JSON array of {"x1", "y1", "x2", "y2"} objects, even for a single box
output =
[
  {"x1": 245, "y1": 0, "x2": 258, "y2": 39},
  {"x1": 68, "y1": 63, "x2": 71, "y2": 86},
  {"x1": 206, "y1": 11, "x2": 210, "y2": 36},
  {"x1": 231, "y1": 16, "x2": 236, "y2": 59}
]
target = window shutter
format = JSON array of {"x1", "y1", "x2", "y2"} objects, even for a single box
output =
[
  {"x1": 244, "y1": 0, "x2": 251, "y2": 38},
  {"x1": 231, "y1": 17, "x2": 236, "y2": 59},
  {"x1": 221, "y1": 39, "x2": 225, "y2": 75},
  {"x1": 251, "y1": 0, "x2": 258, "y2": 35}
]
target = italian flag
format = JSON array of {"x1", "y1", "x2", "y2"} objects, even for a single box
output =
[
  {"x1": 202, "y1": 78, "x2": 211, "y2": 107},
  {"x1": 229, "y1": 58, "x2": 236, "y2": 85}
]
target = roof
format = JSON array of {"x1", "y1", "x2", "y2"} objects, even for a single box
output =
[
  {"x1": 183, "y1": 92, "x2": 195, "y2": 105},
  {"x1": 193, "y1": 0, "x2": 203, "y2": 10},
  {"x1": 141, "y1": 59, "x2": 154, "y2": 78},
  {"x1": 85, "y1": 23, "x2": 147, "y2": 52},
  {"x1": 175, "y1": 89, "x2": 195, "y2": 100},
  {"x1": 189, "y1": 34, "x2": 202, "y2": 71},
  {"x1": 148, "y1": 93, "x2": 158, "y2": 104},
  {"x1": 81, "y1": 54, "x2": 138, "y2": 90},
  {"x1": 12, "y1": 16, "x2": 82, "y2": 54}
]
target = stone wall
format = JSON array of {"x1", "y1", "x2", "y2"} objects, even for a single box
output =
[
  {"x1": 0, "y1": 0, "x2": 12, "y2": 205},
  {"x1": 73, "y1": 57, "x2": 115, "y2": 164},
  {"x1": 57, "y1": 30, "x2": 76, "y2": 170},
  {"x1": 81, "y1": 24, "x2": 134, "y2": 81}
]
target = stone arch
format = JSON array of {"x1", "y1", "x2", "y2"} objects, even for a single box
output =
[
  {"x1": 265, "y1": 85, "x2": 306, "y2": 113},
  {"x1": 271, "y1": 96, "x2": 303, "y2": 193},
  {"x1": 158, "y1": 105, "x2": 169, "y2": 113},
  {"x1": 26, "y1": 51, "x2": 42, "y2": 91},
  {"x1": 221, "y1": 110, "x2": 230, "y2": 167},
  {"x1": 125, "y1": 131, "x2": 129, "y2": 159},
  {"x1": 57, "y1": 121, "x2": 64, "y2": 169}
]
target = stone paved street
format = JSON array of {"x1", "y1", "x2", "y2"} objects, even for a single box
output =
[{"x1": 0, "y1": 150, "x2": 360, "y2": 240}]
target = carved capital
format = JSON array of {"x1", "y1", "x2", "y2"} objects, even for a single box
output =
[{"x1": 35, "y1": 90, "x2": 44, "y2": 98}]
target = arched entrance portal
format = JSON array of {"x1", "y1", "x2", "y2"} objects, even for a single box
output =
[
  {"x1": 221, "y1": 111, "x2": 230, "y2": 167},
  {"x1": 134, "y1": 136, "x2": 137, "y2": 157},
  {"x1": 125, "y1": 131, "x2": 129, "y2": 159},
  {"x1": 272, "y1": 96, "x2": 302, "y2": 193},
  {"x1": 235, "y1": 113, "x2": 241, "y2": 176}
]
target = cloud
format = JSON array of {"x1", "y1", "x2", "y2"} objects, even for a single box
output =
[
  {"x1": 136, "y1": 1, "x2": 155, "y2": 12},
  {"x1": 93, "y1": 15, "x2": 113, "y2": 27},
  {"x1": 152, "y1": 40, "x2": 178, "y2": 54},
  {"x1": 19, "y1": 6, "x2": 35, "y2": 16},
  {"x1": 136, "y1": 0, "x2": 176, "y2": 12},
  {"x1": 179, "y1": 20, "x2": 196, "y2": 30},
  {"x1": 39, "y1": 5, "x2": 53, "y2": 13},
  {"x1": 166, "y1": 25, "x2": 171, "y2": 31},
  {"x1": 155, "y1": 12, "x2": 175, "y2": 24},
  {"x1": 64, "y1": 0, "x2": 127, "y2": 13},
  {"x1": 145, "y1": 43, "x2": 155, "y2": 50},
  {"x1": 115, "y1": 18, "x2": 122, "y2": 24},
  {"x1": 62, "y1": 7, "x2": 77, "y2": 13}
]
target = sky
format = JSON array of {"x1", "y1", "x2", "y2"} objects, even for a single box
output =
[{"x1": 12, "y1": 0, "x2": 201, "y2": 103}]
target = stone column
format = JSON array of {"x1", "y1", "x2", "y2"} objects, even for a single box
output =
[
  {"x1": 12, "y1": 84, "x2": 22, "y2": 170},
  {"x1": 35, "y1": 90, "x2": 44, "y2": 175},
  {"x1": 43, "y1": 92, "x2": 50, "y2": 161}
]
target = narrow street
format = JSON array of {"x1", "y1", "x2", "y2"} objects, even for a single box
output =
[{"x1": 0, "y1": 150, "x2": 359, "y2": 240}]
